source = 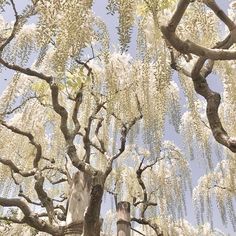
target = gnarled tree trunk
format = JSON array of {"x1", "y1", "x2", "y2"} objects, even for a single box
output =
[
  {"x1": 65, "y1": 171, "x2": 92, "y2": 236},
  {"x1": 83, "y1": 172, "x2": 104, "y2": 236},
  {"x1": 65, "y1": 171, "x2": 104, "y2": 236}
]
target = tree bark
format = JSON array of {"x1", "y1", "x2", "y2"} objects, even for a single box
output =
[
  {"x1": 117, "y1": 201, "x2": 131, "y2": 236},
  {"x1": 83, "y1": 173, "x2": 104, "y2": 236},
  {"x1": 65, "y1": 171, "x2": 104, "y2": 236},
  {"x1": 65, "y1": 171, "x2": 92, "y2": 236}
]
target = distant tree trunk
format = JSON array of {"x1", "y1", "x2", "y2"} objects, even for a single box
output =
[
  {"x1": 117, "y1": 201, "x2": 131, "y2": 236},
  {"x1": 65, "y1": 171, "x2": 92, "y2": 236}
]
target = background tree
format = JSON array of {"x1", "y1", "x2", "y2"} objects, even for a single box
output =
[{"x1": 0, "y1": 0, "x2": 235, "y2": 235}]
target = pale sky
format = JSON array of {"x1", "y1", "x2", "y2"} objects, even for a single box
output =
[{"x1": 0, "y1": 0, "x2": 235, "y2": 235}]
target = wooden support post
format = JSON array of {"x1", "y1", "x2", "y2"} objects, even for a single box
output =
[{"x1": 117, "y1": 201, "x2": 131, "y2": 236}]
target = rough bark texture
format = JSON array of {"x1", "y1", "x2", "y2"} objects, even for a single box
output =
[
  {"x1": 65, "y1": 171, "x2": 92, "y2": 235},
  {"x1": 83, "y1": 173, "x2": 104, "y2": 236},
  {"x1": 64, "y1": 222, "x2": 83, "y2": 236},
  {"x1": 117, "y1": 202, "x2": 131, "y2": 236},
  {"x1": 161, "y1": 0, "x2": 236, "y2": 153}
]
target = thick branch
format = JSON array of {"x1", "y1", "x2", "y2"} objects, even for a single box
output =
[
  {"x1": 0, "y1": 58, "x2": 52, "y2": 82},
  {"x1": 50, "y1": 83, "x2": 70, "y2": 140},
  {"x1": 162, "y1": 0, "x2": 236, "y2": 152},
  {"x1": 205, "y1": 0, "x2": 235, "y2": 31},
  {"x1": 71, "y1": 90, "x2": 83, "y2": 135},
  {"x1": 0, "y1": 197, "x2": 63, "y2": 235},
  {"x1": 0, "y1": 56, "x2": 98, "y2": 175},
  {"x1": 34, "y1": 172, "x2": 55, "y2": 224},
  {"x1": 0, "y1": 156, "x2": 36, "y2": 177},
  {"x1": 161, "y1": 0, "x2": 236, "y2": 61}
]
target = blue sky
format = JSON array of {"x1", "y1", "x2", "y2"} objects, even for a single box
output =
[
  {"x1": 0, "y1": 0, "x2": 235, "y2": 235},
  {"x1": 93, "y1": 1, "x2": 235, "y2": 234}
]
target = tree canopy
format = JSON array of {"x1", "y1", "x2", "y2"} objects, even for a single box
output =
[{"x1": 0, "y1": 0, "x2": 236, "y2": 235}]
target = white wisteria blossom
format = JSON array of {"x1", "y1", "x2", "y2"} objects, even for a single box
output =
[{"x1": 0, "y1": 0, "x2": 236, "y2": 236}]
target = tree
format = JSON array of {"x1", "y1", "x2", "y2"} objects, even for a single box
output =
[{"x1": 0, "y1": 0, "x2": 235, "y2": 235}]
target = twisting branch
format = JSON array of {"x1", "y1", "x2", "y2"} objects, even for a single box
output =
[
  {"x1": 161, "y1": 0, "x2": 236, "y2": 60},
  {"x1": 83, "y1": 102, "x2": 105, "y2": 163},
  {"x1": 0, "y1": 156, "x2": 34, "y2": 177},
  {"x1": 0, "y1": 55, "x2": 98, "y2": 176},
  {"x1": 53, "y1": 194, "x2": 67, "y2": 203},
  {"x1": 0, "y1": 58, "x2": 52, "y2": 83},
  {"x1": 75, "y1": 58, "x2": 95, "y2": 79},
  {"x1": 74, "y1": 58, "x2": 107, "y2": 163},
  {"x1": 54, "y1": 204, "x2": 66, "y2": 214},
  {"x1": 0, "y1": 121, "x2": 43, "y2": 168},
  {"x1": 105, "y1": 97, "x2": 143, "y2": 178},
  {"x1": 103, "y1": 122, "x2": 128, "y2": 179},
  {"x1": 0, "y1": 58, "x2": 70, "y2": 143},
  {"x1": 134, "y1": 158, "x2": 157, "y2": 218},
  {"x1": 169, "y1": 47, "x2": 191, "y2": 77},
  {"x1": 130, "y1": 151, "x2": 167, "y2": 236},
  {"x1": 42, "y1": 165, "x2": 68, "y2": 176},
  {"x1": 18, "y1": 186, "x2": 41, "y2": 206},
  {"x1": 161, "y1": 0, "x2": 236, "y2": 152},
  {"x1": 94, "y1": 117, "x2": 106, "y2": 154},
  {"x1": 50, "y1": 83, "x2": 70, "y2": 140},
  {"x1": 71, "y1": 88, "x2": 83, "y2": 136},
  {"x1": 205, "y1": 1, "x2": 235, "y2": 31},
  {"x1": 1, "y1": 157, "x2": 39, "y2": 178},
  {"x1": 70, "y1": 55, "x2": 98, "y2": 136},
  {"x1": 189, "y1": 26, "x2": 236, "y2": 152},
  {"x1": 0, "y1": 197, "x2": 63, "y2": 235},
  {"x1": 34, "y1": 172, "x2": 55, "y2": 224},
  {"x1": 0, "y1": 1, "x2": 37, "y2": 51},
  {"x1": 0, "y1": 0, "x2": 19, "y2": 52},
  {"x1": 131, "y1": 218, "x2": 163, "y2": 236},
  {"x1": 10, "y1": 169, "x2": 19, "y2": 185}
]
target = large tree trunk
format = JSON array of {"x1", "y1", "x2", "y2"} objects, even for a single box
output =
[
  {"x1": 65, "y1": 171, "x2": 92, "y2": 236},
  {"x1": 117, "y1": 201, "x2": 131, "y2": 236},
  {"x1": 83, "y1": 173, "x2": 104, "y2": 236},
  {"x1": 65, "y1": 171, "x2": 104, "y2": 236}
]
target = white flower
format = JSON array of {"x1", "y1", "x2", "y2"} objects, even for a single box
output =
[{"x1": 230, "y1": 1, "x2": 236, "y2": 9}]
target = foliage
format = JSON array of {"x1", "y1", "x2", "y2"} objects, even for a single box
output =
[{"x1": 0, "y1": 0, "x2": 236, "y2": 235}]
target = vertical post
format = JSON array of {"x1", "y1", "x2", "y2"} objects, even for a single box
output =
[{"x1": 117, "y1": 201, "x2": 131, "y2": 236}]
